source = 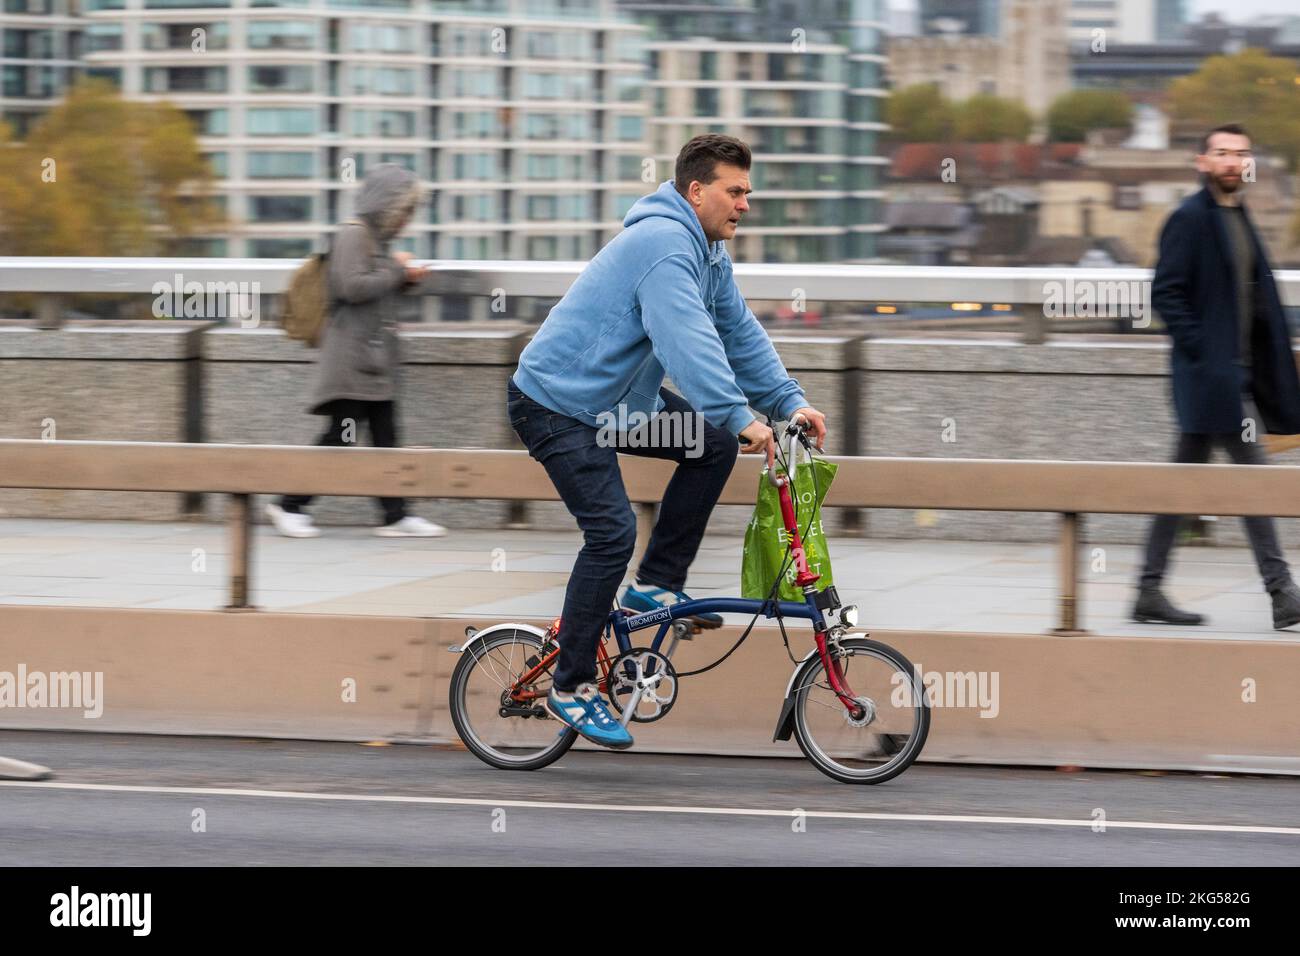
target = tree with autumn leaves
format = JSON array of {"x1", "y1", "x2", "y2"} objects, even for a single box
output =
[
  {"x1": 0, "y1": 78, "x2": 223, "y2": 259},
  {"x1": 1166, "y1": 48, "x2": 1300, "y2": 244}
]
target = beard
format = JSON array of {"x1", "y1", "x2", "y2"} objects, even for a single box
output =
[{"x1": 1210, "y1": 170, "x2": 1243, "y2": 194}]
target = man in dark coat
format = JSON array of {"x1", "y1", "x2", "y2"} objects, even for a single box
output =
[{"x1": 1136, "y1": 123, "x2": 1300, "y2": 629}]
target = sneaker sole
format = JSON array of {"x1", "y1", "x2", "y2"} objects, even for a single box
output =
[
  {"x1": 1274, "y1": 615, "x2": 1300, "y2": 630},
  {"x1": 272, "y1": 527, "x2": 321, "y2": 538},
  {"x1": 1132, "y1": 614, "x2": 1205, "y2": 625},
  {"x1": 544, "y1": 699, "x2": 633, "y2": 750},
  {"x1": 688, "y1": 615, "x2": 724, "y2": 630},
  {"x1": 373, "y1": 529, "x2": 446, "y2": 537}
]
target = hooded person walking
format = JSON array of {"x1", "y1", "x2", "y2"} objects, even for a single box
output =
[{"x1": 267, "y1": 163, "x2": 446, "y2": 538}]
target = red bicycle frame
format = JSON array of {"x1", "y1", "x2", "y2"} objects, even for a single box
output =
[{"x1": 769, "y1": 425, "x2": 862, "y2": 716}]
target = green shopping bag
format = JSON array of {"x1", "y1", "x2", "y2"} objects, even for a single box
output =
[{"x1": 741, "y1": 453, "x2": 838, "y2": 602}]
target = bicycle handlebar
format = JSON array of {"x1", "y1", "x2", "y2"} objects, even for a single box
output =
[{"x1": 767, "y1": 415, "x2": 812, "y2": 488}]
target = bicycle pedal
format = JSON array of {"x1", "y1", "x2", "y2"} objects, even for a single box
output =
[{"x1": 688, "y1": 615, "x2": 722, "y2": 631}]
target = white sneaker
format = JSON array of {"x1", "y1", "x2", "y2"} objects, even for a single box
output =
[
  {"x1": 375, "y1": 516, "x2": 447, "y2": 537},
  {"x1": 265, "y1": 502, "x2": 322, "y2": 538}
]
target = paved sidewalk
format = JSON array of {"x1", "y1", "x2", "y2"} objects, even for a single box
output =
[{"x1": 0, "y1": 518, "x2": 1291, "y2": 639}]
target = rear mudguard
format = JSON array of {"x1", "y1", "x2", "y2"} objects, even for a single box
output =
[{"x1": 450, "y1": 622, "x2": 548, "y2": 653}]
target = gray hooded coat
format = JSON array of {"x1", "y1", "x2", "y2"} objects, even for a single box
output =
[{"x1": 308, "y1": 163, "x2": 422, "y2": 414}]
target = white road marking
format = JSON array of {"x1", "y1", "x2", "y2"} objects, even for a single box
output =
[{"x1": 2, "y1": 780, "x2": 1298, "y2": 836}]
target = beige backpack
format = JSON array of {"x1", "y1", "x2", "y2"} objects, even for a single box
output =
[{"x1": 282, "y1": 219, "x2": 364, "y2": 347}]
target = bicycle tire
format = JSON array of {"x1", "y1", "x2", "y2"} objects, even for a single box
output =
[
  {"x1": 791, "y1": 637, "x2": 930, "y2": 785},
  {"x1": 448, "y1": 627, "x2": 578, "y2": 772}
]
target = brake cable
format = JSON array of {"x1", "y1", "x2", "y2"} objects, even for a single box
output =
[{"x1": 678, "y1": 419, "x2": 823, "y2": 676}]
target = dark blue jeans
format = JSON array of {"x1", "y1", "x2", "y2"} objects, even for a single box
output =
[{"x1": 507, "y1": 378, "x2": 739, "y2": 691}]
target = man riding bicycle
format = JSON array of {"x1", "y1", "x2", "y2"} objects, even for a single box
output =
[{"x1": 506, "y1": 134, "x2": 828, "y2": 750}]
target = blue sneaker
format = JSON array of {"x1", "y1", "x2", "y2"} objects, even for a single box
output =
[
  {"x1": 621, "y1": 583, "x2": 724, "y2": 629},
  {"x1": 546, "y1": 683, "x2": 633, "y2": 750}
]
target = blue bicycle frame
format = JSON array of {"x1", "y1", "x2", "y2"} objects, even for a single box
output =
[{"x1": 607, "y1": 594, "x2": 826, "y2": 657}]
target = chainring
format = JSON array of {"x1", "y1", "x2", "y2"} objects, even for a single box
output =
[{"x1": 605, "y1": 647, "x2": 678, "y2": 723}]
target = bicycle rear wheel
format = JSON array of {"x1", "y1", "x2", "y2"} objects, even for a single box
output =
[
  {"x1": 448, "y1": 627, "x2": 577, "y2": 771},
  {"x1": 791, "y1": 637, "x2": 929, "y2": 785}
]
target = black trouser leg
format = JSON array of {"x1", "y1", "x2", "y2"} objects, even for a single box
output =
[
  {"x1": 1219, "y1": 424, "x2": 1291, "y2": 592},
  {"x1": 1139, "y1": 433, "x2": 1212, "y2": 588},
  {"x1": 280, "y1": 400, "x2": 363, "y2": 514},
  {"x1": 366, "y1": 400, "x2": 408, "y2": 525}
]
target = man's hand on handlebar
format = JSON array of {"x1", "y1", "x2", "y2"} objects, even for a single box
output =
[
  {"x1": 739, "y1": 405, "x2": 828, "y2": 462},
  {"x1": 738, "y1": 420, "x2": 774, "y2": 457},
  {"x1": 789, "y1": 406, "x2": 827, "y2": 451}
]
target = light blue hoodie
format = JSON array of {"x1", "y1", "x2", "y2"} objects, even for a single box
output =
[{"x1": 512, "y1": 180, "x2": 807, "y2": 436}]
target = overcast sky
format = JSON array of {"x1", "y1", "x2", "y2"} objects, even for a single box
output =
[{"x1": 892, "y1": 0, "x2": 1300, "y2": 22}]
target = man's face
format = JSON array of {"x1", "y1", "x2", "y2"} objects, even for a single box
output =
[
  {"x1": 685, "y1": 164, "x2": 752, "y2": 243},
  {"x1": 1196, "y1": 132, "x2": 1253, "y2": 195}
]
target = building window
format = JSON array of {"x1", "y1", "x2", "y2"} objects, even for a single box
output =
[
  {"x1": 84, "y1": 25, "x2": 124, "y2": 53},
  {"x1": 247, "y1": 107, "x2": 316, "y2": 135},
  {"x1": 450, "y1": 152, "x2": 498, "y2": 180},
  {"x1": 248, "y1": 64, "x2": 314, "y2": 93},
  {"x1": 451, "y1": 109, "x2": 500, "y2": 139},
  {"x1": 141, "y1": 22, "x2": 230, "y2": 51},
  {"x1": 348, "y1": 22, "x2": 413, "y2": 52},
  {"x1": 1114, "y1": 186, "x2": 1142, "y2": 210},
  {"x1": 450, "y1": 68, "x2": 498, "y2": 98},
  {"x1": 521, "y1": 70, "x2": 592, "y2": 100},
  {"x1": 81, "y1": 67, "x2": 122, "y2": 89},
  {"x1": 693, "y1": 88, "x2": 718, "y2": 117},
  {"x1": 185, "y1": 108, "x2": 229, "y2": 136},
  {"x1": 144, "y1": 0, "x2": 232, "y2": 8},
  {"x1": 248, "y1": 195, "x2": 314, "y2": 222},
  {"x1": 350, "y1": 109, "x2": 416, "y2": 138},
  {"x1": 144, "y1": 66, "x2": 228, "y2": 94},
  {"x1": 350, "y1": 65, "x2": 416, "y2": 96},
  {"x1": 247, "y1": 21, "x2": 317, "y2": 50},
  {"x1": 615, "y1": 115, "x2": 643, "y2": 142},
  {"x1": 522, "y1": 111, "x2": 590, "y2": 140},
  {"x1": 247, "y1": 238, "x2": 313, "y2": 257},
  {"x1": 203, "y1": 151, "x2": 228, "y2": 177},
  {"x1": 247, "y1": 151, "x2": 315, "y2": 178}
]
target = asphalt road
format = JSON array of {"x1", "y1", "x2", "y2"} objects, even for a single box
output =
[{"x1": 1, "y1": 732, "x2": 1298, "y2": 866}]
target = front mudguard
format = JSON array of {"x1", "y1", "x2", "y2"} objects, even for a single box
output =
[{"x1": 772, "y1": 647, "x2": 821, "y2": 742}]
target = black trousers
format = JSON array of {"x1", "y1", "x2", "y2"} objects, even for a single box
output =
[
  {"x1": 280, "y1": 399, "x2": 407, "y2": 525},
  {"x1": 1140, "y1": 428, "x2": 1290, "y2": 593}
]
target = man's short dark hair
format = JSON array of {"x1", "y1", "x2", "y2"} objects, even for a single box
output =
[
  {"x1": 673, "y1": 134, "x2": 751, "y2": 195},
  {"x1": 1200, "y1": 123, "x2": 1250, "y2": 154}
]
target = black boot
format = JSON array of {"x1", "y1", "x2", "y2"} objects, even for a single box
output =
[
  {"x1": 1270, "y1": 582, "x2": 1300, "y2": 630},
  {"x1": 1132, "y1": 586, "x2": 1206, "y2": 626}
]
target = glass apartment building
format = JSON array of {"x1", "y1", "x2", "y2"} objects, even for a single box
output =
[
  {"x1": 1, "y1": 0, "x2": 80, "y2": 138},
  {"x1": 917, "y1": 0, "x2": 1000, "y2": 35},
  {"x1": 3, "y1": 0, "x2": 649, "y2": 259},
  {"x1": 619, "y1": 0, "x2": 889, "y2": 262},
  {"x1": 1067, "y1": 0, "x2": 1188, "y2": 46}
]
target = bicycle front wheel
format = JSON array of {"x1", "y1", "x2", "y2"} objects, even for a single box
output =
[
  {"x1": 791, "y1": 637, "x2": 929, "y2": 785},
  {"x1": 448, "y1": 627, "x2": 577, "y2": 771}
]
